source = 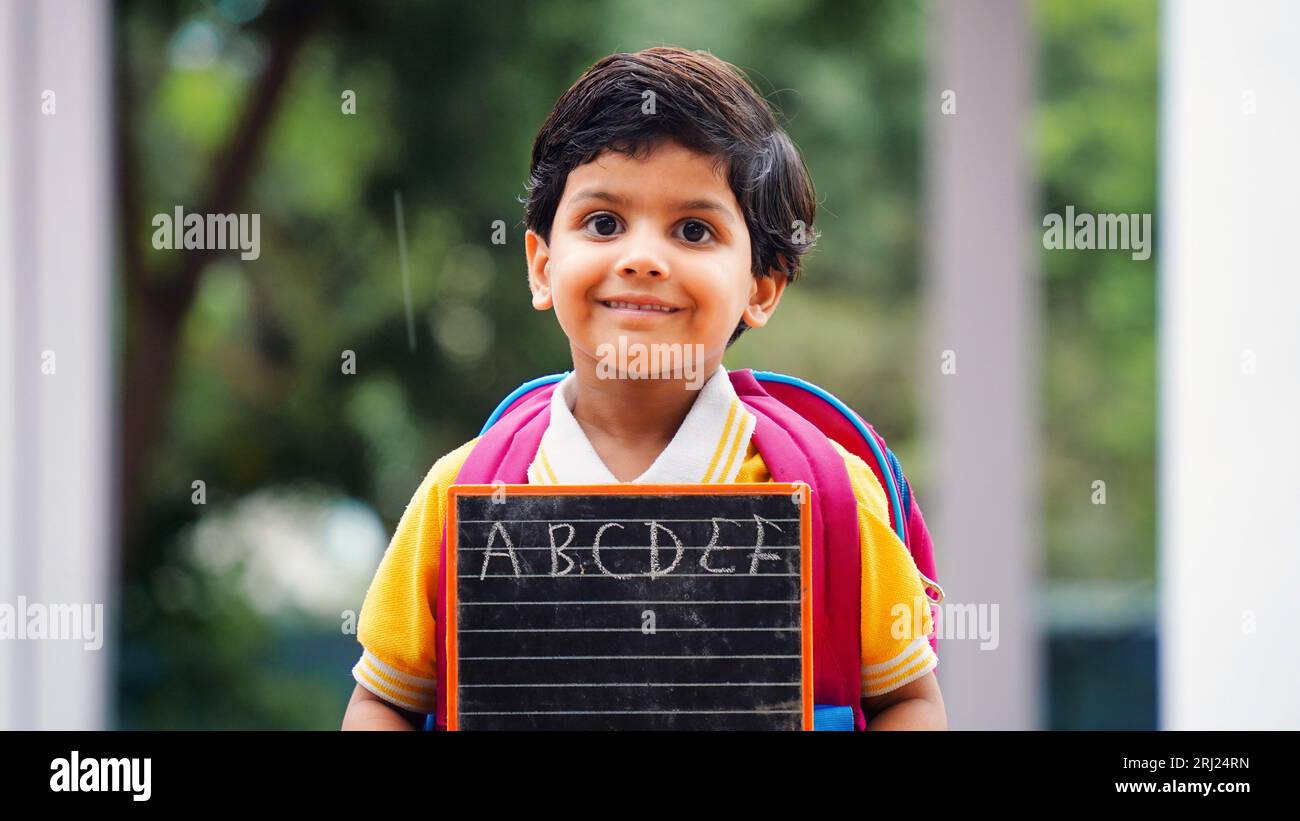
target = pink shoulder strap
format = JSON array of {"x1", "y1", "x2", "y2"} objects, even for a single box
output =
[{"x1": 729, "y1": 369, "x2": 865, "y2": 728}]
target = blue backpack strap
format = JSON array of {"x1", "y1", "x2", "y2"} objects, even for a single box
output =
[
  {"x1": 480, "y1": 372, "x2": 568, "y2": 435},
  {"x1": 751, "y1": 370, "x2": 908, "y2": 545},
  {"x1": 883, "y1": 446, "x2": 912, "y2": 523},
  {"x1": 813, "y1": 704, "x2": 855, "y2": 731}
]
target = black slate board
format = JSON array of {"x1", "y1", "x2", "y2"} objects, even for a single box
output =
[{"x1": 446, "y1": 483, "x2": 812, "y2": 730}]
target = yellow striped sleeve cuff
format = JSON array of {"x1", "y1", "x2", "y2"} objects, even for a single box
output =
[
  {"x1": 862, "y1": 636, "x2": 940, "y2": 697},
  {"x1": 352, "y1": 649, "x2": 438, "y2": 713}
]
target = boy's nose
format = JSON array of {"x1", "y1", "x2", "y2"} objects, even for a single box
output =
[
  {"x1": 614, "y1": 234, "x2": 670, "y2": 279},
  {"x1": 621, "y1": 262, "x2": 665, "y2": 278}
]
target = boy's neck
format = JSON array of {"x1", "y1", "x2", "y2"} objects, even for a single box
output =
[{"x1": 567, "y1": 352, "x2": 724, "y2": 450}]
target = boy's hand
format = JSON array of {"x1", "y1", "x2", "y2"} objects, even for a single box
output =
[
  {"x1": 862, "y1": 671, "x2": 947, "y2": 730},
  {"x1": 341, "y1": 683, "x2": 425, "y2": 731}
]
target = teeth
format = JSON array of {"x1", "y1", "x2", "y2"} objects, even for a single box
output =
[{"x1": 604, "y1": 300, "x2": 676, "y2": 312}]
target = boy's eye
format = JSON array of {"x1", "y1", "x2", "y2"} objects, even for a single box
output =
[
  {"x1": 677, "y1": 220, "x2": 713, "y2": 244},
  {"x1": 584, "y1": 213, "x2": 622, "y2": 237}
]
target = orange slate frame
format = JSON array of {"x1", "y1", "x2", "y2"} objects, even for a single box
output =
[{"x1": 445, "y1": 482, "x2": 814, "y2": 731}]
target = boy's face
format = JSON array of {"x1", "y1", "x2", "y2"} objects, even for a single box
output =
[{"x1": 526, "y1": 139, "x2": 786, "y2": 380}]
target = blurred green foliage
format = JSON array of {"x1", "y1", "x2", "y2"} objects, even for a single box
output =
[
  {"x1": 1036, "y1": 0, "x2": 1157, "y2": 581},
  {"x1": 116, "y1": 0, "x2": 1154, "y2": 728}
]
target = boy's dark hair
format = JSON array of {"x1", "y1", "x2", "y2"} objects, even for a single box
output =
[{"x1": 524, "y1": 46, "x2": 818, "y2": 347}]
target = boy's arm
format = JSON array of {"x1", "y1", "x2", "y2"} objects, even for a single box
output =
[
  {"x1": 343, "y1": 438, "x2": 481, "y2": 731},
  {"x1": 863, "y1": 670, "x2": 947, "y2": 730},
  {"x1": 342, "y1": 683, "x2": 425, "y2": 731},
  {"x1": 828, "y1": 442, "x2": 946, "y2": 731}
]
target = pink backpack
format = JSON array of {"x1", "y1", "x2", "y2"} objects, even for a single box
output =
[{"x1": 429, "y1": 368, "x2": 942, "y2": 731}]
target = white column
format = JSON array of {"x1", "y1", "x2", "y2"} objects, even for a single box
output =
[
  {"x1": 1160, "y1": 0, "x2": 1300, "y2": 729},
  {"x1": 925, "y1": 0, "x2": 1041, "y2": 729},
  {"x1": 0, "y1": 0, "x2": 114, "y2": 730}
]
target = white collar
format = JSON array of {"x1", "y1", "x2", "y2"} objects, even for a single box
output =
[{"x1": 527, "y1": 364, "x2": 756, "y2": 485}]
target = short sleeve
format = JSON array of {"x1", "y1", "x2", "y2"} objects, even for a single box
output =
[
  {"x1": 830, "y1": 442, "x2": 940, "y2": 698},
  {"x1": 351, "y1": 438, "x2": 479, "y2": 713}
]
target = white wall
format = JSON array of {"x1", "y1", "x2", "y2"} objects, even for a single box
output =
[
  {"x1": 0, "y1": 0, "x2": 114, "y2": 730},
  {"x1": 1160, "y1": 0, "x2": 1300, "y2": 729}
]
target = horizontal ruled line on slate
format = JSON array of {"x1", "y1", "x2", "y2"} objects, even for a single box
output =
[
  {"x1": 458, "y1": 517, "x2": 799, "y2": 524},
  {"x1": 460, "y1": 627, "x2": 799, "y2": 633},
  {"x1": 459, "y1": 599, "x2": 799, "y2": 605},
  {"x1": 458, "y1": 544, "x2": 799, "y2": 551},
  {"x1": 459, "y1": 632, "x2": 800, "y2": 656},
  {"x1": 460, "y1": 654, "x2": 799, "y2": 660},
  {"x1": 460, "y1": 573, "x2": 799, "y2": 578},
  {"x1": 460, "y1": 681, "x2": 799, "y2": 688},
  {"x1": 458, "y1": 709, "x2": 802, "y2": 716}
]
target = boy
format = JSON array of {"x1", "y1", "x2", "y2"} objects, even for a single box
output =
[{"x1": 342, "y1": 47, "x2": 945, "y2": 730}]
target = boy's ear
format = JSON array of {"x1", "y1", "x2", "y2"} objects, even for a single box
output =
[
  {"x1": 742, "y1": 266, "x2": 790, "y2": 329},
  {"x1": 524, "y1": 229, "x2": 553, "y2": 311}
]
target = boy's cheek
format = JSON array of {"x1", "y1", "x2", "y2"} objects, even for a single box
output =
[
  {"x1": 687, "y1": 299, "x2": 737, "y2": 334},
  {"x1": 550, "y1": 298, "x2": 605, "y2": 346}
]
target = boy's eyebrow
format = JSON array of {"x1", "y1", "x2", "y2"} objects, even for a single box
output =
[
  {"x1": 569, "y1": 189, "x2": 737, "y2": 224},
  {"x1": 675, "y1": 198, "x2": 737, "y2": 223},
  {"x1": 569, "y1": 189, "x2": 627, "y2": 207}
]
